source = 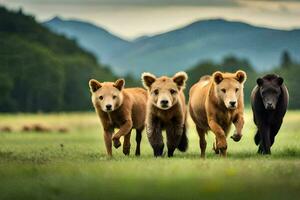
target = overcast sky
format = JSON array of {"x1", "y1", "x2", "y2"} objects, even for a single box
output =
[{"x1": 1, "y1": 0, "x2": 300, "y2": 39}]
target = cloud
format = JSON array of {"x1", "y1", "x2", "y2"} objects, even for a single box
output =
[
  {"x1": 2, "y1": 0, "x2": 300, "y2": 39},
  {"x1": 236, "y1": 0, "x2": 300, "y2": 13},
  {"x1": 5, "y1": 0, "x2": 300, "y2": 7},
  {"x1": 5, "y1": 0, "x2": 239, "y2": 7},
  {"x1": 252, "y1": 0, "x2": 300, "y2": 1}
]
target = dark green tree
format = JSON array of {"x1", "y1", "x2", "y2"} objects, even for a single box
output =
[{"x1": 280, "y1": 50, "x2": 293, "y2": 69}]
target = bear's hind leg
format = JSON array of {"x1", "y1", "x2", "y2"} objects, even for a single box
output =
[
  {"x1": 196, "y1": 126, "x2": 206, "y2": 158},
  {"x1": 254, "y1": 130, "x2": 260, "y2": 146},
  {"x1": 255, "y1": 130, "x2": 264, "y2": 154},
  {"x1": 135, "y1": 129, "x2": 142, "y2": 156},
  {"x1": 270, "y1": 120, "x2": 282, "y2": 147}
]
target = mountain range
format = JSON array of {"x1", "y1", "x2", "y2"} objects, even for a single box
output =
[{"x1": 44, "y1": 17, "x2": 300, "y2": 76}]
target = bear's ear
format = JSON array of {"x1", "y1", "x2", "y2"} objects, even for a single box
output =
[
  {"x1": 89, "y1": 79, "x2": 102, "y2": 92},
  {"x1": 276, "y1": 77, "x2": 284, "y2": 86},
  {"x1": 235, "y1": 70, "x2": 247, "y2": 83},
  {"x1": 256, "y1": 78, "x2": 264, "y2": 86},
  {"x1": 141, "y1": 72, "x2": 156, "y2": 89},
  {"x1": 213, "y1": 71, "x2": 223, "y2": 84},
  {"x1": 113, "y1": 79, "x2": 125, "y2": 91},
  {"x1": 173, "y1": 71, "x2": 188, "y2": 89}
]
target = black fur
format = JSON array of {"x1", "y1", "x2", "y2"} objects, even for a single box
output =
[
  {"x1": 147, "y1": 114, "x2": 188, "y2": 157},
  {"x1": 165, "y1": 121, "x2": 186, "y2": 157},
  {"x1": 177, "y1": 124, "x2": 188, "y2": 152},
  {"x1": 254, "y1": 130, "x2": 260, "y2": 146},
  {"x1": 135, "y1": 129, "x2": 142, "y2": 156},
  {"x1": 147, "y1": 117, "x2": 164, "y2": 157},
  {"x1": 251, "y1": 74, "x2": 289, "y2": 154}
]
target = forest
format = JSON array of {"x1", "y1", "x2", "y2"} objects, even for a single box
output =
[{"x1": 0, "y1": 7, "x2": 115, "y2": 112}]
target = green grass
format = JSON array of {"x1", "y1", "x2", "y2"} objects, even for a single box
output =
[{"x1": 0, "y1": 110, "x2": 300, "y2": 200}]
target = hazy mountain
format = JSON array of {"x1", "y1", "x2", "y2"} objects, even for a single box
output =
[
  {"x1": 44, "y1": 18, "x2": 300, "y2": 76},
  {"x1": 44, "y1": 17, "x2": 130, "y2": 69}
]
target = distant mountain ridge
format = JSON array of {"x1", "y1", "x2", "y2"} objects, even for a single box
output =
[
  {"x1": 44, "y1": 17, "x2": 300, "y2": 76},
  {"x1": 44, "y1": 17, "x2": 130, "y2": 67}
]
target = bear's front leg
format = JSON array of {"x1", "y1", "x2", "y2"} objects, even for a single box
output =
[
  {"x1": 258, "y1": 124, "x2": 271, "y2": 154},
  {"x1": 103, "y1": 128, "x2": 113, "y2": 156},
  {"x1": 231, "y1": 113, "x2": 244, "y2": 142},
  {"x1": 112, "y1": 120, "x2": 133, "y2": 149},
  {"x1": 123, "y1": 131, "x2": 132, "y2": 155},
  {"x1": 147, "y1": 118, "x2": 164, "y2": 157},
  {"x1": 166, "y1": 123, "x2": 183, "y2": 157},
  {"x1": 208, "y1": 119, "x2": 227, "y2": 157}
]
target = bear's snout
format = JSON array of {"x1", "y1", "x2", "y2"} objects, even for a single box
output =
[
  {"x1": 225, "y1": 99, "x2": 238, "y2": 110},
  {"x1": 229, "y1": 101, "x2": 236, "y2": 107},
  {"x1": 106, "y1": 104, "x2": 112, "y2": 111},
  {"x1": 160, "y1": 99, "x2": 169, "y2": 108},
  {"x1": 266, "y1": 102, "x2": 275, "y2": 110}
]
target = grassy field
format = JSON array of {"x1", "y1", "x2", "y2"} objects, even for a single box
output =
[{"x1": 0, "y1": 110, "x2": 300, "y2": 200}]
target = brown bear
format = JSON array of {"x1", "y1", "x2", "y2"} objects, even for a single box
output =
[
  {"x1": 189, "y1": 70, "x2": 247, "y2": 157},
  {"x1": 0, "y1": 126, "x2": 12, "y2": 132},
  {"x1": 21, "y1": 124, "x2": 52, "y2": 132},
  {"x1": 141, "y1": 72, "x2": 188, "y2": 157},
  {"x1": 89, "y1": 78, "x2": 147, "y2": 156},
  {"x1": 251, "y1": 74, "x2": 289, "y2": 154}
]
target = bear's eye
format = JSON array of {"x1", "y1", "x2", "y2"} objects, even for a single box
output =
[
  {"x1": 99, "y1": 96, "x2": 104, "y2": 100},
  {"x1": 235, "y1": 88, "x2": 239, "y2": 92},
  {"x1": 170, "y1": 89, "x2": 176, "y2": 94},
  {"x1": 153, "y1": 89, "x2": 159, "y2": 95},
  {"x1": 221, "y1": 89, "x2": 226, "y2": 93},
  {"x1": 112, "y1": 95, "x2": 117, "y2": 99}
]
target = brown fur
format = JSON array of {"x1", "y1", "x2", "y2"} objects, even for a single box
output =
[
  {"x1": 189, "y1": 70, "x2": 247, "y2": 157},
  {"x1": 22, "y1": 125, "x2": 32, "y2": 132},
  {"x1": 33, "y1": 124, "x2": 52, "y2": 132},
  {"x1": 0, "y1": 126, "x2": 12, "y2": 132},
  {"x1": 89, "y1": 79, "x2": 147, "y2": 156},
  {"x1": 57, "y1": 127, "x2": 69, "y2": 133},
  {"x1": 22, "y1": 124, "x2": 52, "y2": 132},
  {"x1": 142, "y1": 72, "x2": 188, "y2": 157}
]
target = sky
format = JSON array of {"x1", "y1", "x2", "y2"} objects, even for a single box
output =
[{"x1": 1, "y1": 0, "x2": 300, "y2": 39}]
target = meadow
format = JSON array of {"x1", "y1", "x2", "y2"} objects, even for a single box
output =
[{"x1": 0, "y1": 110, "x2": 300, "y2": 200}]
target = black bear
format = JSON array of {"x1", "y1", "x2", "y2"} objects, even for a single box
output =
[{"x1": 251, "y1": 74, "x2": 289, "y2": 154}]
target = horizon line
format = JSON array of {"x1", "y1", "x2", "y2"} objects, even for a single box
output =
[{"x1": 44, "y1": 15, "x2": 300, "y2": 41}]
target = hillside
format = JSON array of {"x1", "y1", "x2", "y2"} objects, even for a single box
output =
[
  {"x1": 44, "y1": 17, "x2": 130, "y2": 69},
  {"x1": 44, "y1": 18, "x2": 300, "y2": 76},
  {"x1": 0, "y1": 7, "x2": 116, "y2": 112}
]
